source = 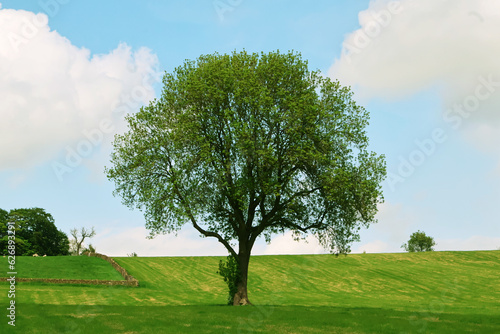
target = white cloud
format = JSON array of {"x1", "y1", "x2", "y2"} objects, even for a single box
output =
[
  {"x1": 372, "y1": 201, "x2": 416, "y2": 243},
  {"x1": 93, "y1": 226, "x2": 230, "y2": 257},
  {"x1": 353, "y1": 240, "x2": 391, "y2": 254},
  {"x1": 435, "y1": 235, "x2": 500, "y2": 251},
  {"x1": 257, "y1": 231, "x2": 326, "y2": 255},
  {"x1": 93, "y1": 225, "x2": 500, "y2": 257},
  {"x1": 330, "y1": 0, "x2": 500, "y2": 98},
  {"x1": 92, "y1": 226, "x2": 329, "y2": 257},
  {"x1": 0, "y1": 7, "x2": 160, "y2": 172},
  {"x1": 330, "y1": 0, "x2": 500, "y2": 159},
  {"x1": 85, "y1": 202, "x2": 420, "y2": 257},
  {"x1": 351, "y1": 201, "x2": 420, "y2": 253}
]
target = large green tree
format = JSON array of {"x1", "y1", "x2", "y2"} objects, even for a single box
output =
[
  {"x1": 106, "y1": 50, "x2": 386, "y2": 305},
  {"x1": 0, "y1": 208, "x2": 69, "y2": 256}
]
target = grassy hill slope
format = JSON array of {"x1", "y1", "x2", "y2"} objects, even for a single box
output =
[
  {"x1": 114, "y1": 251, "x2": 500, "y2": 312},
  {"x1": 0, "y1": 251, "x2": 499, "y2": 333},
  {"x1": 1, "y1": 256, "x2": 123, "y2": 280}
]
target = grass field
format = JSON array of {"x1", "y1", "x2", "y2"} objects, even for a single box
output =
[
  {"x1": 1, "y1": 251, "x2": 499, "y2": 333},
  {"x1": 0, "y1": 256, "x2": 123, "y2": 280}
]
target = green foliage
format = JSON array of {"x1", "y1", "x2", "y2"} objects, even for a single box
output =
[
  {"x1": 401, "y1": 230, "x2": 436, "y2": 252},
  {"x1": 81, "y1": 243, "x2": 96, "y2": 254},
  {"x1": 217, "y1": 255, "x2": 241, "y2": 305},
  {"x1": 0, "y1": 208, "x2": 69, "y2": 256},
  {"x1": 106, "y1": 50, "x2": 386, "y2": 252},
  {"x1": 0, "y1": 208, "x2": 7, "y2": 222},
  {"x1": 106, "y1": 50, "x2": 386, "y2": 303}
]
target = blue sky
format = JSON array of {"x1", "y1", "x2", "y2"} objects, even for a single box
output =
[{"x1": 1, "y1": 0, "x2": 499, "y2": 256}]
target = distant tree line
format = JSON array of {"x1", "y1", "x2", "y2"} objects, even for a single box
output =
[{"x1": 0, "y1": 208, "x2": 69, "y2": 256}]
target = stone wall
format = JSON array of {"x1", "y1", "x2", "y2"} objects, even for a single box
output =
[
  {"x1": 84, "y1": 252, "x2": 139, "y2": 285},
  {"x1": 0, "y1": 277, "x2": 138, "y2": 287}
]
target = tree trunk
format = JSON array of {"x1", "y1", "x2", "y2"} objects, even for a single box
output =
[{"x1": 233, "y1": 252, "x2": 252, "y2": 305}]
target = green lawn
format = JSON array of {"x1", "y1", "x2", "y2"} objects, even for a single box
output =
[
  {"x1": 0, "y1": 251, "x2": 499, "y2": 333},
  {"x1": 0, "y1": 256, "x2": 123, "y2": 280}
]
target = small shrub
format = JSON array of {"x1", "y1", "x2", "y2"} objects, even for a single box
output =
[
  {"x1": 402, "y1": 230, "x2": 436, "y2": 252},
  {"x1": 80, "y1": 244, "x2": 96, "y2": 255},
  {"x1": 217, "y1": 255, "x2": 240, "y2": 305}
]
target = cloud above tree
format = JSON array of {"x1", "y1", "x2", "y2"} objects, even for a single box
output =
[
  {"x1": 330, "y1": 0, "x2": 500, "y2": 161},
  {"x1": 0, "y1": 5, "x2": 160, "y2": 171}
]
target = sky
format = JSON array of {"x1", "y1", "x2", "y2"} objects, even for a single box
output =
[{"x1": 1, "y1": 0, "x2": 499, "y2": 256}]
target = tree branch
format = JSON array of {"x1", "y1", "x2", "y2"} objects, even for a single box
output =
[
  {"x1": 272, "y1": 219, "x2": 324, "y2": 234},
  {"x1": 190, "y1": 217, "x2": 238, "y2": 259},
  {"x1": 263, "y1": 186, "x2": 321, "y2": 222},
  {"x1": 171, "y1": 175, "x2": 238, "y2": 258}
]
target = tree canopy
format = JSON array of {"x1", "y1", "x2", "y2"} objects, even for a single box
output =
[
  {"x1": 106, "y1": 50, "x2": 386, "y2": 304},
  {"x1": 0, "y1": 207, "x2": 69, "y2": 256},
  {"x1": 402, "y1": 230, "x2": 436, "y2": 252}
]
